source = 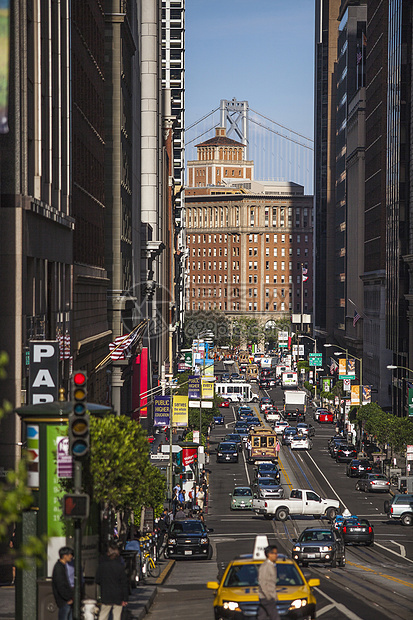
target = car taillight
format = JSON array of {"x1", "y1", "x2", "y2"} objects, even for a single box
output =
[
  {"x1": 391, "y1": 506, "x2": 393, "y2": 514},
  {"x1": 342, "y1": 526, "x2": 346, "y2": 533},
  {"x1": 368, "y1": 527, "x2": 372, "y2": 533},
  {"x1": 265, "y1": 502, "x2": 268, "y2": 507},
  {"x1": 351, "y1": 467, "x2": 357, "y2": 470}
]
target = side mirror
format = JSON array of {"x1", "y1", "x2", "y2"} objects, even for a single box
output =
[
  {"x1": 207, "y1": 581, "x2": 219, "y2": 590},
  {"x1": 308, "y1": 578, "x2": 321, "y2": 588}
]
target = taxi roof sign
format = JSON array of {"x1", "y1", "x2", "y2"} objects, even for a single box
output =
[{"x1": 253, "y1": 535, "x2": 269, "y2": 560}]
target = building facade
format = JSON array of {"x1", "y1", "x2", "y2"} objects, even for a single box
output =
[{"x1": 185, "y1": 129, "x2": 313, "y2": 328}]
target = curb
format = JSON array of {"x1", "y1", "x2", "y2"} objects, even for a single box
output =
[{"x1": 155, "y1": 559, "x2": 175, "y2": 585}]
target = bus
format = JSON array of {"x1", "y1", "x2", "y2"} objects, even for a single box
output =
[
  {"x1": 248, "y1": 427, "x2": 278, "y2": 463},
  {"x1": 215, "y1": 382, "x2": 258, "y2": 403}
]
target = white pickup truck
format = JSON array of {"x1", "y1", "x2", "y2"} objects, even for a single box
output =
[{"x1": 253, "y1": 488, "x2": 340, "y2": 522}]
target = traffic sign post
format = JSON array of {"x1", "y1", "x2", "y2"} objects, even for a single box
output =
[
  {"x1": 309, "y1": 353, "x2": 322, "y2": 367},
  {"x1": 63, "y1": 494, "x2": 90, "y2": 519}
]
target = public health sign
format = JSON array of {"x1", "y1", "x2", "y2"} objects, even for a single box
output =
[
  {"x1": 188, "y1": 375, "x2": 201, "y2": 399},
  {"x1": 172, "y1": 395, "x2": 188, "y2": 427},
  {"x1": 153, "y1": 395, "x2": 170, "y2": 426}
]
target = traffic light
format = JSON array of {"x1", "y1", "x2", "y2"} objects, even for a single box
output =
[
  {"x1": 63, "y1": 494, "x2": 90, "y2": 519},
  {"x1": 69, "y1": 371, "x2": 89, "y2": 458}
]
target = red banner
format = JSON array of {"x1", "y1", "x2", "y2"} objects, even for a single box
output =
[{"x1": 182, "y1": 447, "x2": 197, "y2": 467}]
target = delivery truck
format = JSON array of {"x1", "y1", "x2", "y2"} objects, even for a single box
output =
[{"x1": 284, "y1": 390, "x2": 306, "y2": 422}]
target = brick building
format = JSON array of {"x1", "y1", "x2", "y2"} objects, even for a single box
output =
[{"x1": 185, "y1": 129, "x2": 313, "y2": 327}]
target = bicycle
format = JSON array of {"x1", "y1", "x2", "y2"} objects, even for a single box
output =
[{"x1": 141, "y1": 549, "x2": 161, "y2": 578}]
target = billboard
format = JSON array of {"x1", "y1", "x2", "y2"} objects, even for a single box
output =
[
  {"x1": 201, "y1": 379, "x2": 214, "y2": 400},
  {"x1": 172, "y1": 395, "x2": 188, "y2": 427},
  {"x1": 188, "y1": 375, "x2": 201, "y2": 399}
]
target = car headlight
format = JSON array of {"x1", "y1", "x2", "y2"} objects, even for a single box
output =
[
  {"x1": 200, "y1": 537, "x2": 209, "y2": 544},
  {"x1": 223, "y1": 601, "x2": 241, "y2": 611},
  {"x1": 289, "y1": 598, "x2": 307, "y2": 609},
  {"x1": 292, "y1": 546, "x2": 301, "y2": 552},
  {"x1": 320, "y1": 546, "x2": 333, "y2": 552},
  {"x1": 232, "y1": 499, "x2": 236, "y2": 503},
  {"x1": 168, "y1": 538, "x2": 176, "y2": 545},
  {"x1": 233, "y1": 452, "x2": 237, "y2": 456},
  {"x1": 218, "y1": 452, "x2": 222, "y2": 456}
]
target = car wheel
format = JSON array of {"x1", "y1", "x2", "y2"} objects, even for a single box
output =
[
  {"x1": 401, "y1": 513, "x2": 413, "y2": 526},
  {"x1": 326, "y1": 507, "x2": 338, "y2": 521},
  {"x1": 355, "y1": 482, "x2": 361, "y2": 491},
  {"x1": 207, "y1": 546, "x2": 213, "y2": 560},
  {"x1": 275, "y1": 507, "x2": 289, "y2": 521},
  {"x1": 366, "y1": 541, "x2": 374, "y2": 547},
  {"x1": 383, "y1": 500, "x2": 390, "y2": 513},
  {"x1": 264, "y1": 514, "x2": 273, "y2": 520}
]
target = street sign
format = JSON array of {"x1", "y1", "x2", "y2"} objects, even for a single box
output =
[
  {"x1": 341, "y1": 374, "x2": 355, "y2": 380},
  {"x1": 160, "y1": 445, "x2": 182, "y2": 453},
  {"x1": 343, "y1": 378, "x2": 351, "y2": 392},
  {"x1": 188, "y1": 400, "x2": 213, "y2": 408},
  {"x1": 309, "y1": 353, "x2": 322, "y2": 367}
]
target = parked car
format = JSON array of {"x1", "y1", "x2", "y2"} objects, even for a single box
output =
[
  {"x1": 207, "y1": 553, "x2": 320, "y2": 619},
  {"x1": 219, "y1": 399, "x2": 230, "y2": 408},
  {"x1": 384, "y1": 493, "x2": 413, "y2": 526},
  {"x1": 336, "y1": 445, "x2": 357, "y2": 463},
  {"x1": 339, "y1": 517, "x2": 374, "y2": 546},
  {"x1": 216, "y1": 442, "x2": 239, "y2": 463},
  {"x1": 166, "y1": 519, "x2": 213, "y2": 559},
  {"x1": 346, "y1": 459, "x2": 373, "y2": 477},
  {"x1": 292, "y1": 527, "x2": 346, "y2": 568},
  {"x1": 230, "y1": 486, "x2": 253, "y2": 510},
  {"x1": 221, "y1": 373, "x2": 230, "y2": 381},
  {"x1": 355, "y1": 472, "x2": 391, "y2": 493},
  {"x1": 230, "y1": 373, "x2": 241, "y2": 382},
  {"x1": 329, "y1": 437, "x2": 349, "y2": 458},
  {"x1": 224, "y1": 433, "x2": 243, "y2": 452}
]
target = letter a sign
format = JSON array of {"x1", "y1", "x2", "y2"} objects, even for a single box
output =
[{"x1": 29, "y1": 341, "x2": 59, "y2": 404}]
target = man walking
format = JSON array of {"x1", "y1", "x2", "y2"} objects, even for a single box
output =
[
  {"x1": 257, "y1": 545, "x2": 280, "y2": 620},
  {"x1": 52, "y1": 546, "x2": 74, "y2": 620},
  {"x1": 95, "y1": 542, "x2": 128, "y2": 620}
]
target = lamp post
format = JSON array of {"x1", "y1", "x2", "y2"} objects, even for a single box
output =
[{"x1": 387, "y1": 365, "x2": 413, "y2": 373}]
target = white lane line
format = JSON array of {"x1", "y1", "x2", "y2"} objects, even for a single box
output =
[
  {"x1": 390, "y1": 540, "x2": 406, "y2": 557},
  {"x1": 374, "y1": 541, "x2": 413, "y2": 563},
  {"x1": 316, "y1": 603, "x2": 336, "y2": 616},
  {"x1": 313, "y1": 587, "x2": 364, "y2": 620},
  {"x1": 305, "y1": 450, "x2": 348, "y2": 511}
]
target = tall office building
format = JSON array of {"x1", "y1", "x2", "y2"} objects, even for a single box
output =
[{"x1": 314, "y1": 0, "x2": 341, "y2": 339}]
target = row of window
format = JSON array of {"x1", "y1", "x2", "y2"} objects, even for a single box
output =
[
  {"x1": 190, "y1": 288, "x2": 308, "y2": 299},
  {"x1": 187, "y1": 301, "x2": 310, "y2": 312},
  {"x1": 191, "y1": 260, "x2": 310, "y2": 272},
  {"x1": 189, "y1": 233, "x2": 309, "y2": 245},
  {"x1": 190, "y1": 273, "x2": 309, "y2": 285},
  {"x1": 188, "y1": 207, "x2": 311, "y2": 229}
]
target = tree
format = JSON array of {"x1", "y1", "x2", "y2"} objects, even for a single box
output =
[
  {"x1": 87, "y1": 416, "x2": 165, "y2": 534},
  {"x1": 0, "y1": 351, "x2": 47, "y2": 569},
  {"x1": 182, "y1": 310, "x2": 231, "y2": 347}
]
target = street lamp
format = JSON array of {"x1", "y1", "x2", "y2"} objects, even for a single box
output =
[
  {"x1": 387, "y1": 365, "x2": 413, "y2": 373},
  {"x1": 324, "y1": 343, "x2": 348, "y2": 366}
]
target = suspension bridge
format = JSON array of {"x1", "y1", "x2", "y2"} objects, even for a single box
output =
[{"x1": 185, "y1": 98, "x2": 314, "y2": 194}]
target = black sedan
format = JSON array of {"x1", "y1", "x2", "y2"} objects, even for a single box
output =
[
  {"x1": 336, "y1": 445, "x2": 357, "y2": 463},
  {"x1": 346, "y1": 459, "x2": 373, "y2": 477},
  {"x1": 256, "y1": 462, "x2": 281, "y2": 482},
  {"x1": 340, "y1": 517, "x2": 374, "y2": 546},
  {"x1": 166, "y1": 519, "x2": 213, "y2": 559},
  {"x1": 281, "y1": 427, "x2": 298, "y2": 445},
  {"x1": 216, "y1": 442, "x2": 239, "y2": 463}
]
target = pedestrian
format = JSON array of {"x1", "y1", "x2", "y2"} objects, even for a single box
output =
[
  {"x1": 95, "y1": 542, "x2": 128, "y2": 620},
  {"x1": 275, "y1": 440, "x2": 280, "y2": 457},
  {"x1": 172, "y1": 487, "x2": 179, "y2": 516},
  {"x1": 178, "y1": 488, "x2": 185, "y2": 505},
  {"x1": 197, "y1": 487, "x2": 205, "y2": 510},
  {"x1": 257, "y1": 545, "x2": 280, "y2": 620},
  {"x1": 174, "y1": 504, "x2": 187, "y2": 520},
  {"x1": 52, "y1": 546, "x2": 74, "y2": 620}
]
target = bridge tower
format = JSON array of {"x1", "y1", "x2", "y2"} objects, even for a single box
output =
[{"x1": 220, "y1": 98, "x2": 249, "y2": 159}]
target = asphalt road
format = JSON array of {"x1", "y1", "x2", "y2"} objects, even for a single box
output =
[{"x1": 147, "y1": 378, "x2": 413, "y2": 620}]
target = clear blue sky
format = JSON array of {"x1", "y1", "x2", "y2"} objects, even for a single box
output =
[{"x1": 185, "y1": 0, "x2": 315, "y2": 141}]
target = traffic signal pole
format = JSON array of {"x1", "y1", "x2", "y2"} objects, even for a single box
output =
[{"x1": 73, "y1": 461, "x2": 82, "y2": 620}]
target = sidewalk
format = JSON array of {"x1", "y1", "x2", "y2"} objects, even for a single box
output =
[{"x1": 0, "y1": 559, "x2": 175, "y2": 620}]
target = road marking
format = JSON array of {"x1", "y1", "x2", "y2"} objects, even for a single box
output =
[
  {"x1": 346, "y1": 561, "x2": 413, "y2": 585},
  {"x1": 316, "y1": 603, "x2": 336, "y2": 616},
  {"x1": 390, "y1": 540, "x2": 406, "y2": 557},
  {"x1": 304, "y1": 450, "x2": 348, "y2": 511},
  {"x1": 313, "y1": 587, "x2": 364, "y2": 620},
  {"x1": 277, "y1": 456, "x2": 293, "y2": 491},
  {"x1": 373, "y1": 541, "x2": 413, "y2": 563}
]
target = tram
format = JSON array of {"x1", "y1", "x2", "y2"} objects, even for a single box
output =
[{"x1": 248, "y1": 427, "x2": 278, "y2": 463}]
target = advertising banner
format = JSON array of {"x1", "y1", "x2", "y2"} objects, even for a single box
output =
[
  {"x1": 322, "y1": 377, "x2": 332, "y2": 392},
  {"x1": 351, "y1": 385, "x2": 360, "y2": 406},
  {"x1": 47, "y1": 426, "x2": 66, "y2": 537},
  {"x1": 188, "y1": 375, "x2": 201, "y2": 399},
  {"x1": 172, "y1": 395, "x2": 188, "y2": 427},
  {"x1": 348, "y1": 358, "x2": 355, "y2": 375},
  {"x1": 201, "y1": 379, "x2": 214, "y2": 399},
  {"x1": 182, "y1": 447, "x2": 197, "y2": 467},
  {"x1": 0, "y1": 1, "x2": 10, "y2": 134},
  {"x1": 362, "y1": 385, "x2": 371, "y2": 405},
  {"x1": 204, "y1": 360, "x2": 214, "y2": 376},
  {"x1": 184, "y1": 351, "x2": 192, "y2": 367},
  {"x1": 338, "y1": 358, "x2": 346, "y2": 376},
  {"x1": 153, "y1": 395, "x2": 170, "y2": 426}
]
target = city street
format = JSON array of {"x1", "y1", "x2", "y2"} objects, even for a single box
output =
[{"x1": 147, "y1": 384, "x2": 413, "y2": 620}]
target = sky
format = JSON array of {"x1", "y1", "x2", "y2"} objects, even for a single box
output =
[{"x1": 185, "y1": 0, "x2": 316, "y2": 143}]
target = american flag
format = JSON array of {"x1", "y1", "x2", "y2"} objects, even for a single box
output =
[
  {"x1": 302, "y1": 266, "x2": 308, "y2": 282},
  {"x1": 109, "y1": 333, "x2": 137, "y2": 360},
  {"x1": 329, "y1": 357, "x2": 338, "y2": 374},
  {"x1": 353, "y1": 310, "x2": 361, "y2": 327}
]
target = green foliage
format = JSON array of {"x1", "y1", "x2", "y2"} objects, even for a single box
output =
[
  {"x1": 356, "y1": 403, "x2": 413, "y2": 452},
  {"x1": 304, "y1": 381, "x2": 314, "y2": 395},
  {"x1": 0, "y1": 351, "x2": 47, "y2": 568},
  {"x1": 88, "y1": 416, "x2": 165, "y2": 518},
  {"x1": 182, "y1": 310, "x2": 231, "y2": 347},
  {"x1": 297, "y1": 360, "x2": 309, "y2": 372},
  {"x1": 183, "y1": 431, "x2": 207, "y2": 447},
  {"x1": 332, "y1": 380, "x2": 343, "y2": 398},
  {"x1": 320, "y1": 391, "x2": 334, "y2": 401}
]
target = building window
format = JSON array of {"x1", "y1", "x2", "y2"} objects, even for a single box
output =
[
  {"x1": 273, "y1": 303, "x2": 277, "y2": 310},
  {"x1": 249, "y1": 288, "x2": 252, "y2": 297},
  {"x1": 253, "y1": 302, "x2": 257, "y2": 311},
  {"x1": 249, "y1": 261, "x2": 253, "y2": 270},
  {"x1": 250, "y1": 208, "x2": 255, "y2": 226},
  {"x1": 289, "y1": 275, "x2": 292, "y2": 283},
  {"x1": 249, "y1": 302, "x2": 252, "y2": 311},
  {"x1": 254, "y1": 234, "x2": 258, "y2": 243},
  {"x1": 265, "y1": 261, "x2": 269, "y2": 270},
  {"x1": 273, "y1": 276, "x2": 277, "y2": 283},
  {"x1": 297, "y1": 248, "x2": 300, "y2": 256},
  {"x1": 272, "y1": 207, "x2": 277, "y2": 226},
  {"x1": 281, "y1": 275, "x2": 285, "y2": 283},
  {"x1": 265, "y1": 208, "x2": 269, "y2": 227},
  {"x1": 249, "y1": 275, "x2": 252, "y2": 283},
  {"x1": 249, "y1": 248, "x2": 252, "y2": 256},
  {"x1": 254, "y1": 261, "x2": 258, "y2": 270},
  {"x1": 265, "y1": 247, "x2": 269, "y2": 256},
  {"x1": 281, "y1": 302, "x2": 285, "y2": 311},
  {"x1": 289, "y1": 262, "x2": 292, "y2": 269},
  {"x1": 281, "y1": 234, "x2": 285, "y2": 243},
  {"x1": 265, "y1": 302, "x2": 269, "y2": 310},
  {"x1": 254, "y1": 275, "x2": 258, "y2": 283},
  {"x1": 281, "y1": 261, "x2": 285, "y2": 270},
  {"x1": 281, "y1": 248, "x2": 285, "y2": 257},
  {"x1": 274, "y1": 234, "x2": 277, "y2": 243},
  {"x1": 273, "y1": 248, "x2": 277, "y2": 257},
  {"x1": 304, "y1": 248, "x2": 308, "y2": 256},
  {"x1": 265, "y1": 275, "x2": 269, "y2": 283},
  {"x1": 254, "y1": 288, "x2": 258, "y2": 297},
  {"x1": 273, "y1": 261, "x2": 277, "y2": 270},
  {"x1": 266, "y1": 234, "x2": 269, "y2": 242},
  {"x1": 265, "y1": 289, "x2": 269, "y2": 297},
  {"x1": 281, "y1": 289, "x2": 285, "y2": 297}
]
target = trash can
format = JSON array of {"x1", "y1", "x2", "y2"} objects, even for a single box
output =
[{"x1": 37, "y1": 578, "x2": 58, "y2": 620}]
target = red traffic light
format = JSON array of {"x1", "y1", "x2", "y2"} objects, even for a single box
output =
[{"x1": 73, "y1": 371, "x2": 87, "y2": 386}]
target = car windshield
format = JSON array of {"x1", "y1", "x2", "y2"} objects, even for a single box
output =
[
  {"x1": 170, "y1": 522, "x2": 205, "y2": 535},
  {"x1": 300, "y1": 530, "x2": 334, "y2": 542},
  {"x1": 370, "y1": 474, "x2": 387, "y2": 480},
  {"x1": 219, "y1": 443, "x2": 237, "y2": 451},
  {"x1": 258, "y1": 478, "x2": 278, "y2": 486},
  {"x1": 226, "y1": 435, "x2": 241, "y2": 441},
  {"x1": 258, "y1": 464, "x2": 276, "y2": 472},
  {"x1": 223, "y1": 563, "x2": 304, "y2": 587},
  {"x1": 233, "y1": 488, "x2": 252, "y2": 496}
]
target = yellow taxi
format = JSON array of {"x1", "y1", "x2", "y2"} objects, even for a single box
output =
[{"x1": 207, "y1": 554, "x2": 319, "y2": 620}]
